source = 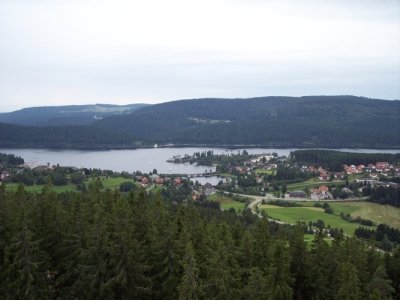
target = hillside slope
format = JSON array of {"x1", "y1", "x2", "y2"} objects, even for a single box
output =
[
  {"x1": 95, "y1": 96, "x2": 400, "y2": 148},
  {"x1": 0, "y1": 96, "x2": 398, "y2": 149},
  {"x1": 0, "y1": 103, "x2": 148, "y2": 126},
  {"x1": 0, "y1": 123, "x2": 138, "y2": 148}
]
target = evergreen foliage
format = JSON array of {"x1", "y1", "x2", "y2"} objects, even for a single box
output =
[
  {"x1": 1, "y1": 96, "x2": 399, "y2": 148},
  {"x1": 0, "y1": 183, "x2": 399, "y2": 299}
]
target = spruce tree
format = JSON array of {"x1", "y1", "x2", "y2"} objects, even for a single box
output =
[
  {"x1": 267, "y1": 240, "x2": 293, "y2": 300},
  {"x1": 4, "y1": 206, "x2": 50, "y2": 299},
  {"x1": 367, "y1": 265, "x2": 395, "y2": 300},
  {"x1": 178, "y1": 242, "x2": 199, "y2": 300},
  {"x1": 337, "y1": 261, "x2": 362, "y2": 300}
]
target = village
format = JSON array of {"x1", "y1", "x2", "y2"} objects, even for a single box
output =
[
  {"x1": 165, "y1": 150, "x2": 400, "y2": 202},
  {"x1": 1, "y1": 151, "x2": 399, "y2": 204}
]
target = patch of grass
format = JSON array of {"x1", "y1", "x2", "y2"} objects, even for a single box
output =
[
  {"x1": 287, "y1": 200, "x2": 400, "y2": 229},
  {"x1": 255, "y1": 169, "x2": 275, "y2": 175},
  {"x1": 303, "y1": 233, "x2": 332, "y2": 247},
  {"x1": 5, "y1": 183, "x2": 77, "y2": 193},
  {"x1": 329, "y1": 201, "x2": 400, "y2": 229},
  {"x1": 287, "y1": 179, "x2": 344, "y2": 192},
  {"x1": 260, "y1": 204, "x2": 365, "y2": 235},
  {"x1": 87, "y1": 176, "x2": 137, "y2": 190},
  {"x1": 208, "y1": 194, "x2": 246, "y2": 211},
  {"x1": 328, "y1": 202, "x2": 359, "y2": 216}
]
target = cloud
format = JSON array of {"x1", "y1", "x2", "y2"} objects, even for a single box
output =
[{"x1": 0, "y1": 0, "x2": 399, "y2": 111}]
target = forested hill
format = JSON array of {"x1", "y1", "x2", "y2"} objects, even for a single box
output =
[
  {"x1": 0, "y1": 123, "x2": 138, "y2": 149},
  {"x1": 95, "y1": 96, "x2": 400, "y2": 148},
  {"x1": 0, "y1": 96, "x2": 399, "y2": 148},
  {"x1": 0, "y1": 103, "x2": 148, "y2": 126}
]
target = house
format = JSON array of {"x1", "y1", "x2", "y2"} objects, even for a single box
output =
[
  {"x1": 191, "y1": 192, "x2": 200, "y2": 201},
  {"x1": 235, "y1": 167, "x2": 245, "y2": 173},
  {"x1": 310, "y1": 185, "x2": 330, "y2": 200},
  {"x1": 356, "y1": 165, "x2": 365, "y2": 172},
  {"x1": 334, "y1": 172, "x2": 345, "y2": 179},
  {"x1": 376, "y1": 162, "x2": 389, "y2": 169},
  {"x1": 308, "y1": 166, "x2": 318, "y2": 173},
  {"x1": 154, "y1": 177, "x2": 164, "y2": 185},
  {"x1": 141, "y1": 177, "x2": 149, "y2": 185},
  {"x1": 369, "y1": 173, "x2": 379, "y2": 179},
  {"x1": 0, "y1": 171, "x2": 10, "y2": 181},
  {"x1": 318, "y1": 185, "x2": 329, "y2": 195},
  {"x1": 344, "y1": 165, "x2": 358, "y2": 174},
  {"x1": 288, "y1": 191, "x2": 307, "y2": 198},
  {"x1": 319, "y1": 173, "x2": 330, "y2": 181},
  {"x1": 174, "y1": 178, "x2": 182, "y2": 186}
]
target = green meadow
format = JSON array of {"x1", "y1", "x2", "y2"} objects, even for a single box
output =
[
  {"x1": 4, "y1": 176, "x2": 138, "y2": 193},
  {"x1": 5, "y1": 183, "x2": 77, "y2": 193},
  {"x1": 260, "y1": 200, "x2": 400, "y2": 235},
  {"x1": 208, "y1": 194, "x2": 246, "y2": 211},
  {"x1": 260, "y1": 203, "x2": 368, "y2": 235}
]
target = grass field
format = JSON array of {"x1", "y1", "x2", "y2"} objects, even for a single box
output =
[
  {"x1": 287, "y1": 178, "x2": 344, "y2": 191},
  {"x1": 290, "y1": 201, "x2": 400, "y2": 229},
  {"x1": 304, "y1": 233, "x2": 333, "y2": 246},
  {"x1": 328, "y1": 201, "x2": 400, "y2": 229},
  {"x1": 5, "y1": 176, "x2": 138, "y2": 193},
  {"x1": 260, "y1": 203, "x2": 364, "y2": 235},
  {"x1": 261, "y1": 199, "x2": 400, "y2": 235},
  {"x1": 208, "y1": 194, "x2": 246, "y2": 211},
  {"x1": 88, "y1": 176, "x2": 137, "y2": 190},
  {"x1": 5, "y1": 183, "x2": 77, "y2": 193},
  {"x1": 255, "y1": 169, "x2": 276, "y2": 175}
]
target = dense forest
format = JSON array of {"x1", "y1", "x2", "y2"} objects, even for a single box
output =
[
  {"x1": 0, "y1": 123, "x2": 138, "y2": 148},
  {"x1": 96, "y1": 96, "x2": 400, "y2": 148},
  {"x1": 363, "y1": 185, "x2": 400, "y2": 208},
  {"x1": 1, "y1": 96, "x2": 399, "y2": 148},
  {"x1": 291, "y1": 150, "x2": 400, "y2": 171},
  {"x1": 355, "y1": 224, "x2": 400, "y2": 251},
  {"x1": 0, "y1": 183, "x2": 399, "y2": 299},
  {"x1": 0, "y1": 152, "x2": 24, "y2": 166}
]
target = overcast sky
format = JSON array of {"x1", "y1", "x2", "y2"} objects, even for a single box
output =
[{"x1": 0, "y1": 0, "x2": 399, "y2": 112}]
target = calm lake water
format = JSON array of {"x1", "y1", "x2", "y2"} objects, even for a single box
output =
[
  {"x1": 0, "y1": 147, "x2": 398, "y2": 174},
  {"x1": 189, "y1": 176, "x2": 227, "y2": 186}
]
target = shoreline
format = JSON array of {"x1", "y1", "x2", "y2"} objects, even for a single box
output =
[{"x1": 0, "y1": 143, "x2": 399, "y2": 152}]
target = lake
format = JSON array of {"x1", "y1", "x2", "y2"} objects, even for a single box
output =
[
  {"x1": 0, "y1": 147, "x2": 398, "y2": 174},
  {"x1": 189, "y1": 176, "x2": 228, "y2": 186}
]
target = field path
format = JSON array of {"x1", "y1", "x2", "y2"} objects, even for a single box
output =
[{"x1": 220, "y1": 191, "x2": 286, "y2": 224}]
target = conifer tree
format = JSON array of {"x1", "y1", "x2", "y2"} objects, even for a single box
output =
[
  {"x1": 242, "y1": 267, "x2": 269, "y2": 300},
  {"x1": 267, "y1": 239, "x2": 293, "y2": 300},
  {"x1": 4, "y1": 206, "x2": 50, "y2": 299},
  {"x1": 289, "y1": 227, "x2": 308, "y2": 300},
  {"x1": 252, "y1": 217, "x2": 271, "y2": 272},
  {"x1": 178, "y1": 242, "x2": 199, "y2": 300},
  {"x1": 337, "y1": 261, "x2": 362, "y2": 300},
  {"x1": 106, "y1": 197, "x2": 151, "y2": 299},
  {"x1": 367, "y1": 265, "x2": 395, "y2": 300}
]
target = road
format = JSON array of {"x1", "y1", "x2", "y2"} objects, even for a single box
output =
[
  {"x1": 220, "y1": 191, "x2": 286, "y2": 224},
  {"x1": 221, "y1": 190, "x2": 367, "y2": 203}
]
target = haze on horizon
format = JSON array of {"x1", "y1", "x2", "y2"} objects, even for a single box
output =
[{"x1": 0, "y1": 0, "x2": 399, "y2": 112}]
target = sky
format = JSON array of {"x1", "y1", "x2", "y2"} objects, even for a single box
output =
[{"x1": 0, "y1": 0, "x2": 399, "y2": 112}]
